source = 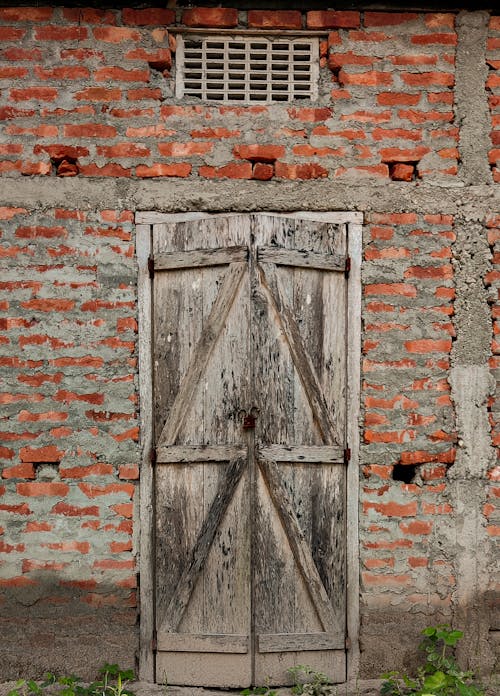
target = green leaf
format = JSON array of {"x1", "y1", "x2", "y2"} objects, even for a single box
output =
[{"x1": 423, "y1": 671, "x2": 447, "y2": 691}]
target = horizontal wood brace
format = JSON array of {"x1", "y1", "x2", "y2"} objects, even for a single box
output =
[
  {"x1": 156, "y1": 444, "x2": 246, "y2": 463},
  {"x1": 258, "y1": 444, "x2": 344, "y2": 463},
  {"x1": 154, "y1": 245, "x2": 247, "y2": 271},
  {"x1": 157, "y1": 633, "x2": 249, "y2": 653},
  {"x1": 258, "y1": 632, "x2": 345, "y2": 653},
  {"x1": 258, "y1": 247, "x2": 345, "y2": 272},
  {"x1": 170, "y1": 28, "x2": 329, "y2": 37}
]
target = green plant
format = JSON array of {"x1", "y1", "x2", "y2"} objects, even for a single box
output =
[
  {"x1": 240, "y1": 686, "x2": 277, "y2": 696},
  {"x1": 381, "y1": 625, "x2": 485, "y2": 696},
  {"x1": 7, "y1": 664, "x2": 135, "y2": 696},
  {"x1": 288, "y1": 665, "x2": 337, "y2": 696}
]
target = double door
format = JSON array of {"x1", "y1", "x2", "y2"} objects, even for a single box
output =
[{"x1": 152, "y1": 214, "x2": 349, "y2": 687}]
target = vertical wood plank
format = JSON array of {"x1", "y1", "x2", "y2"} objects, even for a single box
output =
[
  {"x1": 136, "y1": 222, "x2": 155, "y2": 682},
  {"x1": 346, "y1": 221, "x2": 363, "y2": 680}
]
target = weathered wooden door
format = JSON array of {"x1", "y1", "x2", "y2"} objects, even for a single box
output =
[{"x1": 151, "y1": 214, "x2": 349, "y2": 687}]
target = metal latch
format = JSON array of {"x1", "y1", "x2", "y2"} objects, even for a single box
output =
[{"x1": 240, "y1": 407, "x2": 259, "y2": 430}]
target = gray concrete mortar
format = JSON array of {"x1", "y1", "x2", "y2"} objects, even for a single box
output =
[
  {"x1": 0, "y1": 179, "x2": 499, "y2": 218},
  {"x1": 455, "y1": 12, "x2": 493, "y2": 186}
]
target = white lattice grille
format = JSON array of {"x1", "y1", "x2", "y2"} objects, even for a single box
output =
[{"x1": 176, "y1": 36, "x2": 319, "y2": 103}]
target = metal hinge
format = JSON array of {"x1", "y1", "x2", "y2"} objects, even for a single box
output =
[
  {"x1": 150, "y1": 448, "x2": 157, "y2": 465},
  {"x1": 344, "y1": 447, "x2": 351, "y2": 464},
  {"x1": 344, "y1": 256, "x2": 351, "y2": 278},
  {"x1": 148, "y1": 255, "x2": 155, "y2": 279},
  {"x1": 152, "y1": 629, "x2": 158, "y2": 653}
]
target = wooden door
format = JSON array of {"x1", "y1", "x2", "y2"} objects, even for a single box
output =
[{"x1": 152, "y1": 214, "x2": 348, "y2": 688}]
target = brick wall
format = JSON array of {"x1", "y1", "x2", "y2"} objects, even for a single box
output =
[
  {"x1": 0, "y1": 7, "x2": 460, "y2": 182},
  {"x1": 0, "y1": 2, "x2": 499, "y2": 684}
]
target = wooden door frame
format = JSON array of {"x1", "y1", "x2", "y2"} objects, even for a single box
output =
[{"x1": 135, "y1": 211, "x2": 363, "y2": 684}]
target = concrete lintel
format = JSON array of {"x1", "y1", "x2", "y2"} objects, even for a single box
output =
[{"x1": 0, "y1": 178, "x2": 499, "y2": 217}]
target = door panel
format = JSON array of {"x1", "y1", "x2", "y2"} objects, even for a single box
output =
[{"x1": 153, "y1": 214, "x2": 348, "y2": 687}]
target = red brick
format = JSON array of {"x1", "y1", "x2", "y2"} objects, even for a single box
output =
[
  {"x1": 78, "y1": 482, "x2": 134, "y2": 499},
  {"x1": 35, "y1": 66, "x2": 90, "y2": 81},
  {"x1": 10, "y1": 88, "x2": 58, "y2": 102},
  {"x1": 183, "y1": 7, "x2": 238, "y2": 28},
  {"x1": 426, "y1": 13, "x2": 455, "y2": 29},
  {"x1": 400, "y1": 449, "x2": 455, "y2": 465},
  {"x1": 17, "y1": 482, "x2": 69, "y2": 497},
  {"x1": 20, "y1": 299, "x2": 75, "y2": 312},
  {"x1": 404, "y1": 264, "x2": 452, "y2": 279},
  {"x1": 339, "y1": 70, "x2": 392, "y2": 86},
  {"x1": 51, "y1": 502, "x2": 99, "y2": 516},
  {"x1": 198, "y1": 162, "x2": 252, "y2": 179},
  {"x1": 364, "y1": 12, "x2": 419, "y2": 26},
  {"x1": 158, "y1": 142, "x2": 212, "y2": 157},
  {"x1": 400, "y1": 520, "x2": 433, "y2": 535},
  {"x1": 306, "y1": 11, "x2": 360, "y2": 29},
  {"x1": 233, "y1": 144, "x2": 285, "y2": 162},
  {"x1": 380, "y1": 146, "x2": 431, "y2": 162},
  {"x1": 401, "y1": 72, "x2": 454, "y2": 87},
  {"x1": 35, "y1": 25, "x2": 88, "y2": 41},
  {"x1": 363, "y1": 501, "x2": 418, "y2": 517},
  {"x1": 0, "y1": 7, "x2": 53, "y2": 21},
  {"x1": 400, "y1": 110, "x2": 454, "y2": 124},
  {"x1": 93, "y1": 27, "x2": 140, "y2": 43},
  {"x1": 122, "y1": 8, "x2": 175, "y2": 26},
  {"x1": 364, "y1": 283, "x2": 417, "y2": 297},
  {"x1": 24, "y1": 521, "x2": 52, "y2": 532},
  {"x1": 75, "y1": 88, "x2": 122, "y2": 102},
  {"x1": 94, "y1": 67, "x2": 150, "y2": 83},
  {"x1": 0, "y1": 27, "x2": 27, "y2": 41},
  {"x1": 19, "y1": 445, "x2": 64, "y2": 463},
  {"x1": 405, "y1": 339, "x2": 452, "y2": 353},
  {"x1": 0, "y1": 67, "x2": 28, "y2": 79},
  {"x1": 63, "y1": 124, "x2": 117, "y2": 138},
  {"x1": 411, "y1": 33, "x2": 457, "y2": 45},
  {"x1": 328, "y1": 52, "x2": 373, "y2": 70},
  {"x1": 136, "y1": 163, "x2": 192, "y2": 178},
  {"x1": 248, "y1": 10, "x2": 301, "y2": 29},
  {"x1": 78, "y1": 163, "x2": 131, "y2": 177},
  {"x1": 2, "y1": 463, "x2": 35, "y2": 479},
  {"x1": 60, "y1": 463, "x2": 113, "y2": 479},
  {"x1": 275, "y1": 162, "x2": 328, "y2": 180}
]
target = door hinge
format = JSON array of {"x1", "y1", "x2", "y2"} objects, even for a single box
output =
[
  {"x1": 150, "y1": 448, "x2": 157, "y2": 465},
  {"x1": 344, "y1": 256, "x2": 351, "y2": 278},
  {"x1": 152, "y1": 629, "x2": 158, "y2": 653},
  {"x1": 344, "y1": 447, "x2": 351, "y2": 464},
  {"x1": 345, "y1": 636, "x2": 351, "y2": 650},
  {"x1": 148, "y1": 255, "x2": 155, "y2": 279}
]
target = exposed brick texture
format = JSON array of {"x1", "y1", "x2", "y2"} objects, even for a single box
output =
[
  {"x1": 0, "y1": 9, "x2": 461, "y2": 182},
  {"x1": 0, "y1": 3, "x2": 499, "y2": 684}
]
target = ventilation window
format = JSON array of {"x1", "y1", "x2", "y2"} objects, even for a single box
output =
[{"x1": 176, "y1": 35, "x2": 319, "y2": 103}]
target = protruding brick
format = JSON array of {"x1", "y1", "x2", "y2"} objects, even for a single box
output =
[
  {"x1": 248, "y1": 10, "x2": 302, "y2": 30},
  {"x1": 183, "y1": 7, "x2": 238, "y2": 28},
  {"x1": 306, "y1": 11, "x2": 360, "y2": 29}
]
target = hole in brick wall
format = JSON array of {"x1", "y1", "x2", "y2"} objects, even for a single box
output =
[
  {"x1": 51, "y1": 156, "x2": 79, "y2": 177},
  {"x1": 34, "y1": 462, "x2": 60, "y2": 480},
  {"x1": 388, "y1": 162, "x2": 417, "y2": 182},
  {"x1": 392, "y1": 463, "x2": 417, "y2": 483},
  {"x1": 148, "y1": 60, "x2": 171, "y2": 76}
]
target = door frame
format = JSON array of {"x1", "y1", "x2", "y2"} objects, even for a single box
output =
[{"x1": 136, "y1": 211, "x2": 363, "y2": 684}]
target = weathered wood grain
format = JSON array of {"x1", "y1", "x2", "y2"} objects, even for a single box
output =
[
  {"x1": 156, "y1": 261, "x2": 246, "y2": 447},
  {"x1": 258, "y1": 445, "x2": 344, "y2": 463},
  {"x1": 156, "y1": 445, "x2": 246, "y2": 463},
  {"x1": 258, "y1": 457, "x2": 343, "y2": 636},
  {"x1": 258, "y1": 632, "x2": 344, "y2": 653},
  {"x1": 160, "y1": 456, "x2": 246, "y2": 632},
  {"x1": 158, "y1": 633, "x2": 249, "y2": 653},
  {"x1": 155, "y1": 245, "x2": 247, "y2": 270},
  {"x1": 258, "y1": 246, "x2": 345, "y2": 272},
  {"x1": 259, "y1": 261, "x2": 338, "y2": 445}
]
